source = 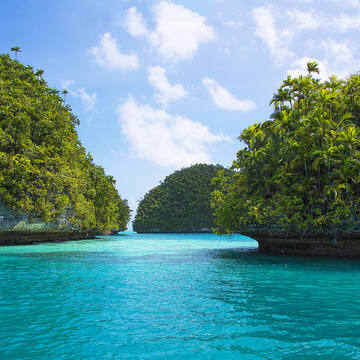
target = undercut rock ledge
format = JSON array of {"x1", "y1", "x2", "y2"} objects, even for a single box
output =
[{"x1": 241, "y1": 227, "x2": 360, "y2": 257}]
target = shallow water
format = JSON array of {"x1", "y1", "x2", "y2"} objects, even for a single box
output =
[{"x1": 0, "y1": 232, "x2": 360, "y2": 359}]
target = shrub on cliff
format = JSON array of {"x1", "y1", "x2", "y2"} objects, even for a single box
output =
[
  {"x1": 0, "y1": 53, "x2": 130, "y2": 233},
  {"x1": 212, "y1": 62, "x2": 360, "y2": 237},
  {"x1": 133, "y1": 164, "x2": 223, "y2": 233}
]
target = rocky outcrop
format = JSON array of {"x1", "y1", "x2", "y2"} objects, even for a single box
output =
[
  {"x1": 137, "y1": 227, "x2": 212, "y2": 234},
  {"x1": 240, "y1": 225, "x2": 360, "y2": 257},
  {"x1": 0, "y1": 201, "x2": 96, "y2": 245}
]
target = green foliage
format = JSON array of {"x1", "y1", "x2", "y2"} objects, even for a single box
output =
[
  {"x1": 212, "y1": 63, "x2": 360, "y2": 236},
  {"x1": 133, "y1": 164, "x2": 224, "y2": 232},
  {"x1": 10, "y1": 46, "x2": 21, "y2": 60},
  {"x1": 0, "y1": 54, "x2": 130, "y2": 233}
]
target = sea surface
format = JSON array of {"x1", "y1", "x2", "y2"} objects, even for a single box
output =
[{"x1": 0, "y1": 233, "x2": 360, "y2": 360}]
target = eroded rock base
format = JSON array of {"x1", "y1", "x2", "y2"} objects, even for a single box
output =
[
  {"x1": 0, "y1": 231, "x2": 97, "y2": 245},
  {"x1": 255, "y1": 237, "x2": 360, "y2": 257}
]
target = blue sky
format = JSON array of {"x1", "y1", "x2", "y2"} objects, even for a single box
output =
[{"x1": 1, "y1": 0, "x2": 360, "y2": 222}]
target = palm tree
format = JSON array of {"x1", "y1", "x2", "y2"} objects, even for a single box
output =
[
  {"x1": 35, "y1": 69, "x2": 44, "y2": 78},
  {"x1": 307, "y1": 61, "x2": 319, "y2": 77},
  {"x1": 325, "y1": 76, "x2": 343, "y2": 91},
  {"x1": 270, "y1": 88, "x2": 292, "y2": 111},
  {"x1": 10, "y1": 46, "x2": 22, "y2": 60},
  {"x1": 62, "y1": 89, "x2": 69, "y2": 103},
  {"x1": 239, "y1": 124, "x2": 265, "y2": 184},
  {"x1": 338, "y1": 125, "x2": 359, "y2": 156}
]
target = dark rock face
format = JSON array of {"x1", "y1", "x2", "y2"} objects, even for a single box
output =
[
  {"x1": 241, "y1": 226, "x2": 360, "y2": 257},
  {"x1": 137, "y1": 227, "x2": 212, "y2": 234},
  {"x1": 0, "y1": 231, "x2": 96, "y2": 245},
  {"x1": 0, "y1": 201, "x2": 96, "y2": 245},
  {"x1": 255, "y1": 237, "x2": 360, "y2": 257}
]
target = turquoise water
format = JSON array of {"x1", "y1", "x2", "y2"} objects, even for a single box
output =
[{"x1": 0, "y1": 233, "x2": 360, "y2": 359}]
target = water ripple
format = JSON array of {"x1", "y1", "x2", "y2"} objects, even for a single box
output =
[{"x1": 0, "y1": 233, "x2": 360, "y2": 359}]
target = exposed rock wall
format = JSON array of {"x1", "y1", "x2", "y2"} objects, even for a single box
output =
[
  {"x1": 241, "y1": 226, "x2": 360, "y2": 257},
  {"x1": 0, "y1": 201, "x2": 96, "y2": 245},
  {"x1": 137, "y1": 227, "x2": 212, "y2": 234}
]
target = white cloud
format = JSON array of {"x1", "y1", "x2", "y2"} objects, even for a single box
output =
[
  {"x1": 61, "y1": 80, "x2": 97, "y2": 111},
  {"x1": 61, "y1": 80, "x2": 75, "y2": 90},
  {"x1": 287, "y1": 57, "x2": 330, "y2": 81},
  {"x1": 330, "y1": 0, "x2": 360, "y2": 9},
  {"x1": 202, "y1": 77, "x2": 256, "y2": 112},
  {"x1": 333, "y1": 13, "x2": 360, "y2": 32},
  {"x1": 287, "y1": 9, "x2": 322, "y2": 31},
  {"x1": 223, "y1": 20, "x2": 242, "y2": 27},
  {"x1": 253, "y1": 4, "x2": 360, "y2": 73},
  {"x1": 125, "y1": 2, "x2": 216, "y2": 63},
  {"x1": 318, "y1": 39, "x2": 357, "y2": 79},
  {"x1": 287, "y1": 45, "x2": 357, "y2": 82},
  {"x1": 117, "y1": 97, "x2": 230, "y2": 167},
  {"x1": 89, "y1": 32, "x2": 139, "y2": 70},
  {"x1": 148, "y1": 66, "x2": 187, "y2": 106},
  {"x1": 324, "y1": 39, "x2": 356, "y2": 67},
  {"x1": 125, "y1": 7, "x2": 148, "y2": 36},
  {"x1": 253, "y1": 6, "x2": 294, "y2": 64},
  {"x1": 75, "y1": 88, "x2": 97, "y2": 111}
]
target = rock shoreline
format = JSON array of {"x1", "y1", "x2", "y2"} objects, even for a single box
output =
[
  {"x1": 136, "y1": 227, "x2": 212, "y2": 234},
  {"x1": 241, "y1": 227, "x2": 360, "y2": 257},
  {"x1": 0, "y1": 201, "x2": 98, "y2": 245},
  {"x1": 254, "y1": 237, "x2": 360, "y2": 257},
  {"x1": 0, "y1": 231, "x2": 97, "y2": 245}
]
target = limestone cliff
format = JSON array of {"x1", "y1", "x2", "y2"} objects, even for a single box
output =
[
  {"x1": 240, "y1": 226, "x2": 360, "y2": 257},
  {"x1": 0, "y1": 201, "x2": 95, "y2": 245}
]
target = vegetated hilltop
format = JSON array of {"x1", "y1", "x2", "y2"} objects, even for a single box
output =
[
  {"x1": 0, "y1": 53, "x2": 130, "y2": 236},
  {"x1": 212, "y1": 62, "x2": 360, "y2": 255},
  {"x1": 133, "y1": 164, "x2": 224, "y2": 233}
]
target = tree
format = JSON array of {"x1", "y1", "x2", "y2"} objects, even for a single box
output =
[
  {"x1": 212, "y1": 66, "x2": 360, "y2": 238},
  {"x1": 133, "y1": 164, "x2": 224, "y2": 233},
  {"x1": 10, "y1": 46, "x2": 21, "y2": 60},
  {"x1": 35, "y1": 69, "x2": 44, "y2": 78},
  {"x1": 0, "y1": 53, "x2": 130, "y2": 234},
  {"x1": 307, "y1": 61, "x2": 320, "y2": 76},
  {"x1": 62, "y1": 89, "x2": 69, "y2": 103}
]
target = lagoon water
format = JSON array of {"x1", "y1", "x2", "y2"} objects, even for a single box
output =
[{"x1": 0, "y1": 233, "x2": 360, "y2": 359}]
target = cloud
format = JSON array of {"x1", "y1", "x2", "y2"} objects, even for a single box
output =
[
  {"x1": 125, "y1": 2, "x2": 216, "y2": 63},
  {"x1": 202, "y1": 77, "x2": 256, "y2": 112},
  {"x1": 333, "y1": 13, "x2": 360, "y2": 32},
  {"x1": 252, "y1": 6, "x2": 294, "y2": 64},
  {"x1": 125, "y1": 7, "x2": 148, "y2": 36},
  {"x1": 330, "y1": 0, "x2": 360, "y2": 9},
  {"x1": 61, "y1": 80, "x2": 75, "y2": 90},
  {"x1": 324, "y1": 39, "x2": 356, "y2": 67},
  {"x1": 117, "y1": 97, "x2": 230, "y2": 167},
  {"x1": 253, "y1": 4, "x2": 360, "y2": 76},
  {"x1": 89, "y1": 32, "x2": 139, "y2": 70},
  {"x1": 61, "y1": 80, "x2": 97, "y2": 111},
  {"x1": 287, "y1": 9, "x2": 322, "y2": 31},
  {"x1": 75, "y1": 88, "x2": 97, "y2": 111},
  {"x1": 148, "y1": 66, "x2": 187, "y2": 106},
  {"x1": 223, "y1": 20, "x2": 242, "y2": 27},
  {"x1": 287, "y1": 57, "x2": 330, "y2": 81},
  {"x1": 288, "y1": 39, "x2": 358, "y2": 82}
]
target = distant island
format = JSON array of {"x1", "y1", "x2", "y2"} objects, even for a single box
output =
[
  {"x1": 133, "y1": 164, "x2": 224, "y2": 233},
  {"x1": 0, "y1": 52, "x2": 130, "y2": 244},
  {"x1": 212, "y1": 62, "x2": 360, "y2": 256}
]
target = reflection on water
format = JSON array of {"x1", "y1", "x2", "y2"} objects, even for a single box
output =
[{"x1": 0, "y1": 233, "x2": 360, "y2": 359}]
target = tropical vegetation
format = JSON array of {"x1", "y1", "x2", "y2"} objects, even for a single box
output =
[
  {"x1": 0, "y1": 53, "x2": 130, "y2": 233},
  {"x1": 212, "y1": 62, "x2": 360, "y2": 238},
  {"x1": 134, "y1": 164, "x2": 224, "y2": 233}
]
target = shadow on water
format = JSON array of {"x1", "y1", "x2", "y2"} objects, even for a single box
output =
[{"x1": 208, "y1": 247, "x2": 360, "y2": 273}]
